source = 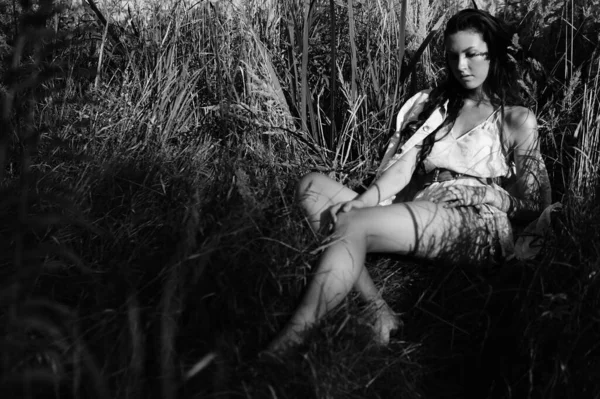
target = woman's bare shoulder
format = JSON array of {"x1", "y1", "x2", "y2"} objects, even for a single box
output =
[
  {"x1": 504, "y1": 106, "x2": 537, "y2": 131},
  {"x1": 503, "y1": 106, "x2": 538, "y2": 145}
]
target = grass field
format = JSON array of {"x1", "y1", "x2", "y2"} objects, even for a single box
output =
[{"x1": 1, "y1": 0, "x2": 600, "y2": 398}]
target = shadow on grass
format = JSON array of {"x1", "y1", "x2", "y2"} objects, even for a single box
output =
[{"x1": 213, "y1": 196, "x2": 600, "y2": 399}]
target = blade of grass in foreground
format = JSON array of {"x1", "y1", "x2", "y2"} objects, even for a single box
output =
[
  {"x1": 348, "y1": 0, "x2": 357, "y2": 104},
  {"x1": 402, "y1": 14, "x2": 444, "y2": 84},
  {"x1": 571, "y1": 56, "x2": 600, "y2": 200},
  {"x1": 397, "y1": 0, "x2": 407, "y2": 83},
  {"x1": 301, "y1": 0, "x2": 311, "y2": 133},
  {"x1": 329, "y1": 0, "x2": 337, "y2": 148}
]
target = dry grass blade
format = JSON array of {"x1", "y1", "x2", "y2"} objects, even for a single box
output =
[
  {"x1": 570, "y1": 55, "x2": 600, "y2": 200},
  {"x1": 328, "y1": 0, "x2": 337, "y2": 147},
  {"x1": 348, "y1": 0, "x2": 357, "y2": 104},
  {"x1": 160, "y1": 263, "x2": 179, "y2": 399},
  {"x1": 185, "y1": 352, "x2": 217, "y2": 380},
  {"x1": 301, "y1": 0, "x2": 311, "y2": 133},
  {"x1": 333, "y1": 94, "x2": 365, "y2": 168},
  {"x1": 402, "y1": 14, "x2": 445, "y2": 83},
  {"x1": 126, "y1": 293, "x2": 145, "y2": 396},
  {"x1": 366, "y1": 33, "x2": 383, "y2": 109},
  {"x1": 397, "y1": 0, "x2": 408, "y2": 80},
  {"x1": 252, "y1": 39, "x2": 290, "y2": 115},
  {"x1": 94, "y1": 14, "x2": 109, "y2": 89}
]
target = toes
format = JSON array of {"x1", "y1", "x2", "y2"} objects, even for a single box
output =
[{"x1": 372, "y1": 312, "x2": 403, "y2": 346}]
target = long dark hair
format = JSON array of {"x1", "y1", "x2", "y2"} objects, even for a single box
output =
[{"x1": 402, "y1": 9, "x2": 523, "y2": 168}]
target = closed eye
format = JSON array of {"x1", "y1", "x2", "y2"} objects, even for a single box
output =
[
  {"x1": 446, "y1": 51, "x2": 488, "y2": 60},
  {"x1": 469, "y1": 51, "x2": 488, "y2": 58}
]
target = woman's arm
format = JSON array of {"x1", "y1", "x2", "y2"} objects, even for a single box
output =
[
  {"x1": 485, "y1": 107, "x2": 551, "y2": 220},
  {"x1": 359, "y1": 146, "x2": 420, "y2": 206},
  {"x1": 329, "y1": 146, "x2": 419, "y2": 219},
  {"x1": 329, "y1": 91, "x2": 431, "y2": 219}
]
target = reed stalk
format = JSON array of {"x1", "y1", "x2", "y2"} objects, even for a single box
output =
[
  {"x1": 328, "y1": 0, "x2": 337, "y2": 148},
  {"x1": 301, "y1": 0, "x2": 311, "y2": 133},
  {"x1": 570, "y1": 56, "x2": 600, "y2": 200},
  {"x1": 347, "y1": 0, "x2": 357, "y2": 104}
]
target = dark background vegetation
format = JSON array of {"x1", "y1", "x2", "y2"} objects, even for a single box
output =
[{"x1": 1, "y1": 0, "x2": 599, "y2": 398}]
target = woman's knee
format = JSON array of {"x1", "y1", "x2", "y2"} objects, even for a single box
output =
[{"x1": 296, "y1": 172, "x2": 327, "y2": 203}]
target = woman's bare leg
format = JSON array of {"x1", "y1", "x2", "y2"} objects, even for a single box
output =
[
  {"x1": 296, "y1": 173, "x2": 386, "y2": 300},
  {"x1": 268, "y1": 173, "x2": 400, "y2": 351},
  {"x1": 292, "y1": 173, "x2": 399, "y2": 342},
  {"x1": 295, "y1": 172, "x2": 357, "y2": 233},
  {"x1": 269, "y1": 198, "x2": 482, "y2": 352}
]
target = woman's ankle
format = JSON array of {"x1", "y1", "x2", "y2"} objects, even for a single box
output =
[
  {"x1": 266, "y1": 320, "x2": 310, "y2": 354},
  {"x1": 369, "y1": 302, "x2": 401, "y2": 345}
]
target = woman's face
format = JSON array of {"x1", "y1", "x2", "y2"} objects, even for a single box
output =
[{"x1": 445, "y1": 30, "x2": 491, "y2": 92}]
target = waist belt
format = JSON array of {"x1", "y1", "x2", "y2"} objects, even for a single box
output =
[{"x1": 423, "y1": 168, "x2": 498, "y2": 187}]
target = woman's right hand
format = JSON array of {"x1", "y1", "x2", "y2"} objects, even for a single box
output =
[
  {"x1": 426, "y1": 184, "x2": 489, "y2": 207},
  {"x1": 328, "y1": 200, "x2": 367, "y2": 224}
]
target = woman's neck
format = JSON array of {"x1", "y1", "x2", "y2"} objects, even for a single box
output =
[{"x1": 464, "y1": 89, "x2": 491, "y2": 106}]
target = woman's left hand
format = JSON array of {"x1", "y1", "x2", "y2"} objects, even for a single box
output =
[
  {"x1": 427, "y1": 185, "x2": 489, "y2": 207},
  {"x1": 328, "y1": 200, "x2": 367, "y2": 224}
]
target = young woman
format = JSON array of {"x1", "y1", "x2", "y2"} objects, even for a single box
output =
[{"x1": 267, "y1": 9, "x2": 552, "y2": 353}]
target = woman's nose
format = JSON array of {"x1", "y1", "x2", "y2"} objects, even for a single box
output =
[{"x1": 457, "y1": 55, "x2": 469, "y2": 71}]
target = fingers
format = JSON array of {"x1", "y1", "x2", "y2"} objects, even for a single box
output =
[
  {"x1": 432, "y1": 185, "x2": 488, "y2": 206},
  {"x1": 328, "y1": 200, "x2": 365, "y2": 225},
  {"x1": 442, "y1": 200, "x2": 461, "y2": 208},
  {"x1": 429, "y1": 186, "x2": 466, "y2": 205},
  {"x1": 429, "y1": 187, "x2": 453, "y2": 203},
  {"x1": 329, "y1": 204, "x2": 342, "y2": 224},
  {"x1": 340, "y1": 200, "x2": 361, "y2": 214},
  {"x1": 421, "y1": 186, "x2": 443, "y2": 203},
  {"x1": 424, "y1": 184, "x2": 491, "y2": 208},
  {"x1": 329, "y1": 202, "x2": 351, "y2": 224}
]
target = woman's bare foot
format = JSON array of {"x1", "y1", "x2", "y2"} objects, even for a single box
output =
[
  {"x1": 370, "y1": 303, "x2": 401, "y2": 345},
  {"x1": 263, "y1": 321, "x2": 308, "y2": 358}
]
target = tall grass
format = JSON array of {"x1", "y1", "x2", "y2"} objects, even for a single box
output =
[
  {"x1": 570, "y1": 56, "x2": 600, "y2": 201},
  {"x1": 278, "y1": 0, "x2": 444, "y2": 177},
  {"x1": 0, "y1": 1, "x2": 110, "y2": 397}
]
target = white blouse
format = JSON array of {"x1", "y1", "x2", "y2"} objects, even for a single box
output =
[{"x1": 422, "y1": 108, "x2": 510, "y2": 178}]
